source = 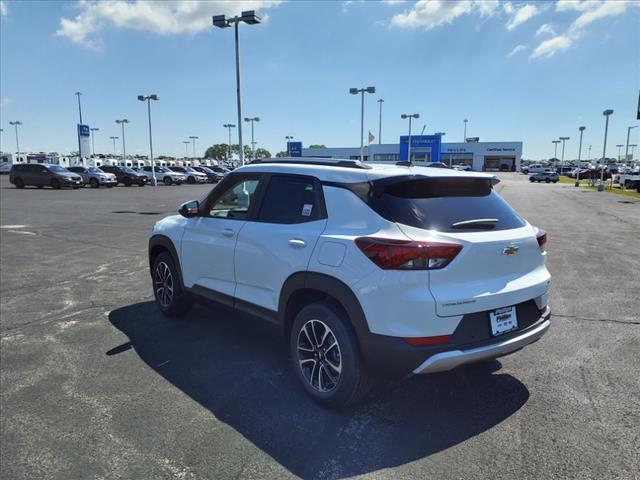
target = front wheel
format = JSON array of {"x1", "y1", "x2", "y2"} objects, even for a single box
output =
[
  {"x1": 164, "y1": 176, "x2": 172, "y2": 186},
  {"x1": 51, "y1": 179, "x2": 61, "y2": 189},
  {"x1": 187, "y1": 176, "x2": 196, "y2": 184},
  {"x1": 529, "y1": 178, "x2": 535, "y2": 182},
  {"x1": 152, "y1": 252, "x2": 192, "y2": 317},
  {"x1": 290, "y1": 302, "x2": 371, "y2": 408},
  {"x1": 14, "y1": 178, "x2": 25, "y2": 188},
  {"x1": 545, "y1": 179, "x2": 551, "y2": 183}
]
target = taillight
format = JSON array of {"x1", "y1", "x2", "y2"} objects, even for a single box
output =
[
  {"x1": 354, "y1": 237, "x2": 462, "y2": 270},
  {"x1": 536, "y1": 229, "x2": 547, "y2": 251}
]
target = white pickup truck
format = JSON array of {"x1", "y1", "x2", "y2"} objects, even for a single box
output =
[
  {"x1": 522, "y1": 164, "x2": 547, "y2": 174},
  {"x1": 615, "y1": 173, "x2": 640, "y2": 192}
]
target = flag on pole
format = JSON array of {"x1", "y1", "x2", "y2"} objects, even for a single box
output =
[{"x1": 368, "y1": 130, "x2": 375, "y2": 144}]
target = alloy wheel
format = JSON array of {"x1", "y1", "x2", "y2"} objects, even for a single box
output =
[
  {"x1": 154, "y1": 261, "x2": 174, "y2": 308},
  {"x1": 297, "y1": 319, "x2": 342, "y2": 393}
]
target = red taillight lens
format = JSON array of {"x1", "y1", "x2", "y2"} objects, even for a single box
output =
[
  {"x1": 355, "y1": 237, "x2": 462, "y2": 270},
  {"x1": 404, "y1": 335, "x2": 451, "y2": 346},
  {"x1": 536, "y1": 229, "x2": 547, "y2": 251}
]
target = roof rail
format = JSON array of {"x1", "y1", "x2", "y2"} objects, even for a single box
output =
[{"x1": 250, "y1": 157, "x2": 371, "y2": 170}]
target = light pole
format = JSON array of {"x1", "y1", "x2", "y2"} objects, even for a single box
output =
[
  {"x1": 115, "y1": 119, "x2": 129, "y2": 166},
  {"x1": 552, "y1": 140, "x2": 560, "y2": 160},
  {"x1": 576, "y1": 126, "x2": 585, "y2": 187},
  {"x1": 90, "y1": 127, "x2": 99, "y2": 157},
  {"x1": 588, "y1": 145, "x2": 592, "y2": 161},
  {"x1": 75, "y1": 91, "x2": 83, "y2": 162},
  {"x1": 109, "y1": 136, "x2": 118, "y2": 155},
  {"x1": 624, "y1": 125, "x2": 638, "y2": 164},
  {"x1": 0, "y1": 128, "x2": 3, "y2": 153},
  {"x1": 559, "y1": 137, "x2": 570, "y2": 164},
  {"x1": 629, "y1": 144, "x2": 637, "y2": 160},
  {"x1": 183, "y1": 141, "x2": 190, "y2": 161},
  {"x1": 598, "y1": 109, "x2": 614, "y2": 191},
  {"x1": 349, "y1": 86, "x2": 376, "y2": 162},
  {"x1": 9, "y1": 121, "x2": 22, "y2": 156},
  {"x1": 189, "y1": 136, "x2": 199, "y2": 163},
  {"x1": 616, "y1": 144, "x2": 624, "y2": 162},
  {"x1": 213, "y1": 10, "x2": 262, "y2": 167},
  {"x1": 223, "y1": 124, "x2": 236, "y2": 164},
  {"x1": 285, "y1": 136, "x2": 294, "y2": 156},
  {"x1": 377, "y1": 99, "x2": 384, "y2": 144},
  {"x1": 401, "y1": 113, "x2": 420, "y2": 165},
  {"x1": 138, "y1": 94, "x2": 159, "y2": 185},
  {"x1": 244, "y1": 117, "x2": 259, "y2": 160},
  {"x1": 463, "y1": 118, "x2": 468, "y2": 142}
]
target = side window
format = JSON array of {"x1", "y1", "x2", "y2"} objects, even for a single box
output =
[
  {"x1": 258, "y1": 175, "x2": 321, "y2": 224},
  {"x1": 34, "y1": 165, "x2": 47, "y2": 173},
  {"x1": 208, "y1": 176, "x2": 260, "y2": 220}
]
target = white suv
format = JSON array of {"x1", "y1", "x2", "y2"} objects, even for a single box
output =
[
  {"x1": 140, "y1": 166, "x2": 187, "y2": 185},
  {"x1": 148, "y1": 158, "x2": 551, "y2": 407}
]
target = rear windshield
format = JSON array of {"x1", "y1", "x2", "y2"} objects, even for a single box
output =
[{"x1": 375, "y1": 177, "x2": 526, "y2": 232}]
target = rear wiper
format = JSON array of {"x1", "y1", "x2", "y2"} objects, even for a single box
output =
[{"x1": 451, "y1": 218, "x2": 498, "y2": 229}]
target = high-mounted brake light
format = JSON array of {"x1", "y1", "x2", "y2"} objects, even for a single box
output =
[
  {"x1": 536, "y1": 229, "x2": 547, "y2": 251},
  {"x1": 355, "y1": 237, "x2": 462, "y2": 270}
]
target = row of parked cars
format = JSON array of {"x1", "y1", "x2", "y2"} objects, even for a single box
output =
[{"x1": 8, "y1": 163, "x2": 230, "y2": 189}]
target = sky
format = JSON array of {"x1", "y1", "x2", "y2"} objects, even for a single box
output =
[{"x1": 0, "y1": 0, "x2": 638, "y2": 160}]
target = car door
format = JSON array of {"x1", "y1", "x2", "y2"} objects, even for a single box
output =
[
  {"x1": 32, "y1": 165, "x2": 49, "y2": 186},
  {"x1": 234, "y1": 174, "x2": 328, "y2": 313},
  {"x1": 180, "y1": 173, "x2": 263, "y2": 303}
]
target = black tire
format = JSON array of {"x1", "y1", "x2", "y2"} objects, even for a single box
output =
[
  {"x1": 51, "y1": 179, "x2": 61, "y2": 189},
  {"x1": 152, "y1": 252, "x2": 192, "y2": 317},
  {"x1": 164, "y1": 176, "x2": 172, "y2": 186},
  {"x1": 14, "y1": 177, "x2": 25, "y2": 189},
  {"x1": 138, "y1": 182, "x2": 145, "y2": 187},
  {"x1": 37, "y1": 185, "x2": 44, "y2": 189},
  {"x1": 123, "y1": 177, "x2": 132, "y2": 187},
  {"x1": 90, "y1": 178, "x2": 99, "y2": 188},
  {"x1": 72, "y1": 186, "x2": 80, "y2": 189},
  {"x1": 529, "y1": 177, "x2": 535, "y2": 182},
  {"x1": 187, "y1": 176, "x2": 196, "y2": 184},
  {"x1": 545, "y1": 179, "x2": 551, "y2": 183},
  {"x1": 290, "y1": 301, "x2": 371, "y2": 408}
]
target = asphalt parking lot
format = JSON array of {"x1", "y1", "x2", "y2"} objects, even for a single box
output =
[{"x1": 1, "y1": 173, "x2": 639, "y2": 479}]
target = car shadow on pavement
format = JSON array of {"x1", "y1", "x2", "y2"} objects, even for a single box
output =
[{"x1": 109, "y1": 301, "x2": 529, "y2": 479}]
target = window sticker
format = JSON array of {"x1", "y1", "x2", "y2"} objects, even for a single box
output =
[{"x1": 302, "y1": 204, "x2": 313, "y2": 217}]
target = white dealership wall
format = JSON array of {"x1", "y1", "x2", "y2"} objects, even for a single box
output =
[{"x1": 302, "y1": 141, "x2": 523, "y2": 171}]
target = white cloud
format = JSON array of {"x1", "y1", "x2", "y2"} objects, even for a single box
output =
[
  {"x1": 56, "y1": 1, "x2": 282, "y2": 48},
  {"x1": 382, "y1": 0, "x2": 406, "y2": 4},
  {"x1": 570, "y1": 0, "x2": 628, "y2": 31},
  {"x1": 535, "y1": 23, "x2": 556, "y2": 36},
  {"x1": 507, "y1": 44, "x2": 527, "y2": 57},
  {"x1": 390, "y1": 0, "x2": 499, "y2": 30},
  {"x1": 503, "y1": 2, "x2": 514, "y2": 15},
  {"x1": 530, "y1": 35, "x2": 572, "y2": 58},
  {"x1": 505, "y1": 3, "x2": 539, "y2": 30},
  {"x1": 555, "y1": 0, "x2": 599, "y2": 12},
  {"x1": 0, "y1": 97, "x2": 12, "y2": 108},
  {"x1": 0, "y1": 1, "x2": 7, "y2": 16}
]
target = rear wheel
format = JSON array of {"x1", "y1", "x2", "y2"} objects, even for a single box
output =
[
  {"x1": 14, "y1": 178, "x2": 25, "y2": 188},
  {"x1": 545, "y1": 179, "x2": 551, "y2": 183},
  {"x1": 164, "y1": 176, "x2": 172, "y2": 186},
  {"x1": 187, "y1": 176, "x2": 196, "y2": 184},
  {"x1": 123, "y1": 177, "x2": 132, "y2": 187},
  {"x1": 152, "y1": 252, "x2": 192, "y2": 317},
  {"x1": 90, "y1": 178, "x2": 99, "y2": 188},
  {"x1": 51, "y1": 179, "x2": 61, "y2": 189},
  {"x1": 290, "y1": 302, "x2": 371, "y2": 408},
  {"x1": 529, "y1": 177, "x2": 535, "y2": 182}
]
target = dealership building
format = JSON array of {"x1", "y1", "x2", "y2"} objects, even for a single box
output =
[{"x1": 300, "y1": 135, "x2": 523, "y2": 172}]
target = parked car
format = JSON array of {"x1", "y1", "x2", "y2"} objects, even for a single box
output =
[
  {"x1": 148, "y1": 157, "x2": 551, "y2": 407},
  {"x1": 139, "y1": 166, "x2": 186, "y2": 185},
  {"x1": 556, "y1": 166, "x2": 574, "y2": 175},
  {"x1": 209, "y1": 165, "x2": 232, "y2": 177},
  {"x1": 453, "y1": 164, "x2": 472, "y2": 171},
  {"x1": 425, "y1": 162, "x2": 450, "y2": 168},
  {"x1": 192, "y1": 166, "x2": 223, "y2": 183},
  {"x1": 522, "y1": 164, "x2": 545, "y2": 174},
  {"x1": 0, "y1": 162, "x2": 11, "y2": 174},
  {"x1": 615, "y1": 173, "x2": 640, "y2": 192},
  {"x1": 168, "y1": 166, "x2": 209, "y2": 184},
  {"x1": 100, "y1": 165, "x2": 148, "y2": 186},
  {"x1": 67, "y1": 166, "x2": 117, "y2": 188},
  {"x1": 530, "y1": 171, "x2": 559, "y2": 183},
  {"x1": 10, "y1": 163, "x2": 83, "y2": 189}
]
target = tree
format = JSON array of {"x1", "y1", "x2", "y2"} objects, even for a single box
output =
[
  {"x1": 275, "y1": 151, "x2": 288, "y2": 158},
  {"x1": 205, "y1": 143, "x2": 230, "y2": 161},
  {"x1": 255, "y1": 148, "x2": 271, "y2": 159},
  {"x1": 308, "y1": 144, "x2": 326, "y2": 149}
]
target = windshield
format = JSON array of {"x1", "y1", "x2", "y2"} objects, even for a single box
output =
[
  {"x1": 88, "y1": 167, "x2": 102, "y2": 173},
  {"x1": 185, "y1": 167, "x2": 198, "y2": 173},
  {"x1": 48, "y1": 165, "x2": 68, "y2": 173},
  {"x1": 122, "y1": 167, "x2": 136, "y2": 173},
  {"x1": 200, "y1": 167, "x2": 213, "y2": 174}
]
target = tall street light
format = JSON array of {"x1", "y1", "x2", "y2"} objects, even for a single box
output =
[
  {"x1": 463, "y1": 118, "x2": 468, "y2": 142},
  {"x1": 9, "y1": 121, "x2": 22, "y2": 155},
  {"x1": 138, "y1": 94, "x2": 159, "y2": 185},
  {"x1": 616, "y1": 144, "x2": 624, "y2": 161},
  {"x1": 552, "y1": 140, "x2": 560, "y2": 160},
  {"x1": 244, "y1": 117, "x2": 259, "y2": 159},
  {"x1": 588, "y1": 145, "x2": 592, "y2": 160},
  {"x1": 350, "y1": 86, "x2": 376, "y2": 162},
  {"x1": 377, "y1": 99, "x2": 384, "y2": 144},
  {"x1": 183, "y1": 141, "x2": 190, "y2": 160},
  {"x1": 213, "y1": 10, "x2": 262, "y2": 167},
  {"x1": 0, "y1": 128, "x2": 3, "y2": 152},
  {"x1": 576, "y1": 126, "x2": 586, "y2": 187},
  {"x1": 598, "y1": 109, "x2": 614, "y2": 191},
  {"x1": 75, "y1": 91, "x2": 83, "y2": 162},
  {"x1": 223, "y1": 124, "x2": 236, "y2": 164},
  {"x1": 109, "y1": 136, "x2": 119, "y2": 155},
  {"x1": 189, "y1": 135, "x2": 199, "y2": 162},
  {"x1": 401, "y1": 113, "x2": 420, "y2": 165},
  {"x1": 285, "y1": 135, "x2": 294, "y2": 156},
  {"x1": 629, "y1": 144, "x2": 637, "y2": 159},
  {"x1": 90, "y1": 127, "x2": 99, "y2": 157},
  {"x1": 559, "y1": 137, "x2": 570, "y2": 164},
  {"x1": 624, "y1": 125, "x2": 638, "y2": 164},
  {"x1": 115, "y1": 119, "x2": 129, "y2": 166}
]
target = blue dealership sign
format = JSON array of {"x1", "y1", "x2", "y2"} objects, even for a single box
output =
[
  {"x1": 289, "y1": 141, "x2": 302, "y2": 157},
  {"x1": 399, "y1": 135, "x2": 441, "y2": 162},
  {"x1": 78, "y1": 124, "x2": 90, "y2": 137}
]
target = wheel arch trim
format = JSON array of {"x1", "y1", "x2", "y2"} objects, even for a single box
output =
[{"x1": 148, "y1": 234, "x2": 185, "y2": 289}]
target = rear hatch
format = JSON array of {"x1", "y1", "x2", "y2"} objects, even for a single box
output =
[{"x1": 371, "y1": 174, "x2": 550, "y2": 317}]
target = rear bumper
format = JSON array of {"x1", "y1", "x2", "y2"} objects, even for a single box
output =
[{"x1": 413, "y1": 306, "x2": 550, "y2": 374}]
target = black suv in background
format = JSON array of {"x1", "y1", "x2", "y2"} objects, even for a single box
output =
[
  {"x1": 100, "y1": 165, "x2": 148, "y2": 187},
  {"x1": 9, "y1": 164, "x2": 83, "y2": 189}
]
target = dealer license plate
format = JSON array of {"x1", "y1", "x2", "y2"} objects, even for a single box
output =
[{"x1": 489, "y1": 306, "x2": 518, "y2": 336}]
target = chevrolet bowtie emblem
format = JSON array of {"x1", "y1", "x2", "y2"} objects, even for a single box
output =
[{"x1": 503, "y1": 245, "x2": 519, "y2": 255}]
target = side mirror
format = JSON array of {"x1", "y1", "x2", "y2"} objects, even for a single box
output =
[{"x1": 179, "y1": 200, "x2": 200, "y2": 218}]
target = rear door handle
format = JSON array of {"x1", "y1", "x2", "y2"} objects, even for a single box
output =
[
  {"x1": 288, "y1": 239, "x2": 307, "y2": 248},
  {"x1": 222, "y1": 228, "x2": 235, "y2": 237}
]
